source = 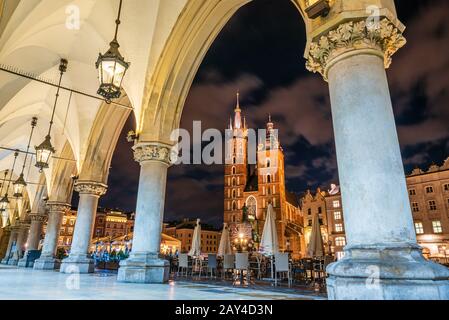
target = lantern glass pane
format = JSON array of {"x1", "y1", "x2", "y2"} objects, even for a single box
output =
[
  {"x1": 37, "y1": 148, "x2": 52, "y2": 166},
  {"x1": 100, "y1": 59, "x2": 126, "y2": 88},
  {"x1": 14, "y1": 183, "x2": 23, "y2": 196}
]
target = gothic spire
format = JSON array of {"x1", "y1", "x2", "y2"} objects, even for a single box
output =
[{"x1": 233, "y1": 92, "x2": 242, "y2": 129}]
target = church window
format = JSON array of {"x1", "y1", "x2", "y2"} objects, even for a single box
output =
[
  {"x1": 232, "y1": 201, "x2": 237, "y2": 211},
  {"x1": 267, "y1": 159, "x2": 271, "y2": 168},
  {"x1": 232, "y1": 189, "x2": 236, "y2": 198},
  {"x1": 232, "y1": 166, "x2": 236, "y2": 175},
  {"x1": 267, "y1": 174, "x2": 271, "y2": 183},
  {"x1": 232, "y1": 178, "x2": 236, "y2": 186}
]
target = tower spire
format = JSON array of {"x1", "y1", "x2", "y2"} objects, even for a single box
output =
[{"x1": 233, "y1": 92, "x2": 242, "y2": 129}]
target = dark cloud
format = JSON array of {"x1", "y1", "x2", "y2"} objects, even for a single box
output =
[{"x1": 104, "y1": 0, "x2": 449, "y2": 227}]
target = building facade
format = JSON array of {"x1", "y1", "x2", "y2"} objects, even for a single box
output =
[
  {"x1": 163, "y1": 219, "x2": 221, "y2": 254},
  {"x1": 57, "y1": 208, "x2": 135, "y2": 250},
  {"x1": 223, "y1": 95, "x2": 304, "y2": 258},
  {"x1": 305, "y1": 158, "x2": 449, "y2": 262}
]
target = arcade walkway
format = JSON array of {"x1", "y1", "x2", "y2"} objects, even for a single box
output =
[{"x1": 0, "y1": 266, "x2": 324, "y2": 300}]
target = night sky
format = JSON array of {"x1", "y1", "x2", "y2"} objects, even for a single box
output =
[{"x1": 99, "y1": 0, "x2": 449, "y2": 227}]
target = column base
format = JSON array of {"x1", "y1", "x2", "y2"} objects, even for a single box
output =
[
  {"x1": 117, "y1": 253, "x2": 169, "y2": 284},
  {"x1": 326, "y1": 243, "x2": 449, "y2": 300},
  {"x1": 18, "y1": 250, "x2": 41, "y2": 268},
  {"x1": 33, "y1": 255, "x2": 61, "y2": 270},
  {"x1": 60, "y1": 255, "x2": 95, "y2": 274},
  {"x1": 1, "y1": 258, "x2": 9, "y2": 264},
  {"x1": 7, "y1": 258, "x2": 19, "y2": 266}
]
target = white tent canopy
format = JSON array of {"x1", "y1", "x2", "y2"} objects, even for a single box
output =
[
  {"x1": 188, "y1": 219, "x2": 202, "y2": 257},
  {"x1": 307, "y1": 210, "x2": 324, "y2": 258},
  {"x1": 259, "y1": 204, "x2": 279, "y2": 256},
  {"x1": 217, "y1": 223, "x2": 232, "y2": 256}
]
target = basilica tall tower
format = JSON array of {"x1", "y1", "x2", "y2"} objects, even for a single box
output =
[{"x1": 224, "y1": 93, "x2": 248, "y2": 225}]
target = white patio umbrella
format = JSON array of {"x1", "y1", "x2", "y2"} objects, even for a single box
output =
[
  {"x1": 217, "y1": 223, "x2": 232, "y2": 256},
  {"x1": 307, "y1": 211, "x2": 324, "y2": 258},
  {"x1": 188, "y1": 219, "x2": 202, "y2": 257},
  {"x1": 259, "y1": 204, "x2": 279, "y2": 279}
]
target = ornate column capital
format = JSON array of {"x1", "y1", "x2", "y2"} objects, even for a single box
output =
[
  {"x1": 74, "y1": 181, "x2": 108, "y2": 197},
  {"x1": 306, "y1": 18, "x2": 406, "y2": 80},
  {"x1": 29, "y1": 213, "x2": 47, "y2": 223},
  {"x1": 132, "y1": 142, "x2": 174, "y2": 166},
  {"x1": 46, "y1": 201, "x2": 71, "y2": 214}
]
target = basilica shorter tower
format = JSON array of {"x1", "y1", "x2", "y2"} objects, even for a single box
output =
[{"x1": 223, "y1": 94, "x2": 304, "y2": 258}]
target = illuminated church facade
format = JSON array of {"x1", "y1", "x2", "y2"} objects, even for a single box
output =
[{"x1": 223, "y1": 94, "x2": 304, "y2": 258}]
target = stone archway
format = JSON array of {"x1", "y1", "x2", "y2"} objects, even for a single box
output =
[{"x1": 121, "y1": 0, "x2": 449, "y2": 299}]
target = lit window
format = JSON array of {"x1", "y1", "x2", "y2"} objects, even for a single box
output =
[
  {"x1": 334, "y1": 211, "x2": 342, "y2": 220},
  {"x1": 428, "y1": 200, "x2": 437, "y2": 211},
  {"x1": 68, "y1": 228, "x2": 73, "y2": 235},
  {"x1": 336, "y1": 251, "x2": 345, "y2": 260},
  {"x1": 432, "y1": 221, "x2": 443, "y2": 234},
  {"x1": 335, "y1": 237, "x2": 346, "y2": 246},
  {"x1": 411, "y1": 202, "x2": 419, "y2": 212},
  {"x1": 335, "y1": 223, "x2": 343, "y2": 232},
  {"x1": 409, "y1": 189, "x2": 416, "y2": 196},
  {"x1": 426, "y1": 186, "x2": 434, "y2": 194},
  {"x1": 333, "y1": 200, "x2": 340, "y2": 208},
  {"x1": 414, "y1": 222, "x2": 424, "y2": 234},
  {"x1": 63, "y1": 217, "x2": 67, "y2": 225}
]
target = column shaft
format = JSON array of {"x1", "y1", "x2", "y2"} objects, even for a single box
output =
[
  {"x1": 305, "y1": 19, "x2": 449, "y2": 299},
  {"x1": 117, "y1": 143, "x2": 171, "y2": 283},
  {"x1": 60, "y1": 181, "x2": 106, "y2": 274},
  {"x1": 18, "y1": 214, "x2": 45, "y2": 268},
  {"x1": 33, "y1": 203, "x2": 69, "y2": 270}
]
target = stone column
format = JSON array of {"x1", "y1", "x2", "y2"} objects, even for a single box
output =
[
  {"x1": 8, "y1": 222, "x2": 30, "y2": 265},
  {"x1": 18, "y1": 213, "x2": 46, "y2": 268},
  {"x1": 0, "y1": 227, "x2": 11, "y2": 261},
  {"x1": 33, "y1": 202, "x2": 70, "y2": 270},
  {"x1": 60, "y1": 181, "x2": 107, "y2": 274},
  {"x1": 117, "y1": 143, "x2": 171, "y2": 283},
  {"x1": 1, "y1": 226, "x2": 18, "y2": 264},
  {"x1": 306, "y1": 19, "x2": 449, "y2": 299}
]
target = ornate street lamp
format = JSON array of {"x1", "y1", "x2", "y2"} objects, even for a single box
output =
[
  {"x1": 95, "y1": 0, "x2": 129, "y2": 103},
  {"x1": 0, "y1": 151, "x2": 19, "y2": 211},
  {"x1": 35, "y1": 59, "x2": 68, "y2": 171},
  {"x1": 0, "y1": 171, "x2": 9, "y2": 212},
  {"x1": 13, "y1": 117, "x2": 37, "y2": 198}
]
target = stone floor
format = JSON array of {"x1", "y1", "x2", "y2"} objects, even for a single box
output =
[{"x1": 0, "y1": 265, "x2": 325, "y2": 300}]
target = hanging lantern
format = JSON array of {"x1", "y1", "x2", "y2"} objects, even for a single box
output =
[
  {"x1": 35, "y1": 135, "x2": 55, "y2": 171},
  {"x1": 13, "y1": 173, "x2": 27, "y2": 198},
  {"x1": 96, "y1": 0, "x2": 129, "y2": 103},
  {"x1": 0, "y1": 195, "x2": 9, "y2": 211},
  {"x1": 35, "y1": 60, "x2": 67, "y2": 171}
]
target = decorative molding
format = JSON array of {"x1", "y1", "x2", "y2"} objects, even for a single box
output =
[
  {"x1": 46, "y1": 202, "x2": 71, "y2": 214},
  {"x1": 133, "y1": 143, "x2": 174, "y2": 166},
  {"x1": 74, "y1": 181, "x2": 108, "y2": 196},
  {"x1": 306, "y1": 18, "x2": 406, "y2": 79}
]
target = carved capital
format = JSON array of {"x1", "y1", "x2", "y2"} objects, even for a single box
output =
[
  {"x1": 29, "y1": 213, "x2": 47, "y2": 223},
  {"x1": 46, "y1": 202, "x2": 71, "y2": 214},
  {"x1": 132, "y1": 143, "x2": 174, "y2": 166},
  {"x1": 306, "y1": 18, "x2": 406, "y2": 80},
  {"x1": 74, "y1": 181, "x2": 108, "y2": 196}
]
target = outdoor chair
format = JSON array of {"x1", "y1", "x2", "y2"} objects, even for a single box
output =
[
  {"x1": 177, "y1": 254, "x2": 191, "y2": 277},
  {"x1": 207, "y1": 254, "x2": 218, "y2": 278},
  {"x1": 233, "y1": 253, "x2": 249, "y2": 286},
  {"x1": 274, "y1": 253, "x2": 292, "y2": 287},
  {"x1": 222, "y1": 254, "x2": 235, "y2": 280}
]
